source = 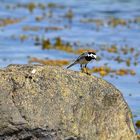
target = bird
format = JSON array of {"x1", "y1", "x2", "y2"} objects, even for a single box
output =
[{"x1": 67, "y1": 51, "x2": 96, "y2": 69}]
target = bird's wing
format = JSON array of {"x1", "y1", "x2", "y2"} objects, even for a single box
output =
[
  {"x1": 67, "y1": 52, "x2": 88, "y2": 69},
  {"x1": 75, "y1": 52, "x2": 88, "y2": 62}
]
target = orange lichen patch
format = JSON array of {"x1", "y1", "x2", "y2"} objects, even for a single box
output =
[
  {"x1": 54, "y1": 37, "x2": 74, "y2": 53},
  {"x1": 42, "y1": 39, "x2": 52, "y2": 49},
  {"x1": 29, "y1": 57, "x2": 69, "y2": 66},
  {"x1": 108, "y1": 18, "x2": 127, "y2": 27},
  {"x1": 80, "y1": 18, "x2": 104, "y2": 26},
  {"x1": 0, "y1": 18, "x2": 21, "y2": 27},
  {"x1": 41, "y1": 37, "x2": 74, "y2": 53},
  {"x1": 54, "y1": 37, "x2": 63, "y2": 46},
  {"x1": 16, "y1": 3, "x2": 46, "y2": 11},
  {"x1": 92, "y1": 66, "x2": 111, "y2": 77},
  {"x1": 75, "y1": 48, "x2": 96, "y2": 54},
  {"x1": 116, "y1": 69, "x2": 136, "y2": 76},
  {"x1": 116, "y1": 69, "x2": 128, "y2": 76},
  {"x1": 92, "y1": 67, "x2": 110, "y2": 73},
  {"x1": 92, "y1": 66, "x2": 136, "y2": 77},
  {"x1": 41, "y1": 37, "x2": 98, "y2": 54},
  {"x1": 99, "y1": 70, "x2": 108, "y2": 77},
  {"x1": 107, "y1": 45, "x2": 118, "y2": 53}
]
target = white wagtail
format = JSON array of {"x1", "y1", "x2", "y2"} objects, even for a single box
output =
[{"x1": 67, "y1": 51, "x2": 96, "y2": 69}]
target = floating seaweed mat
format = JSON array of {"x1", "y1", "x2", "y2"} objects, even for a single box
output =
[
  {"x1": 29, "y1": 57, "x2": 69, "y2": 66},
  {"x1": 0, "y1": 18, "x2": 22, "y2": 27}
]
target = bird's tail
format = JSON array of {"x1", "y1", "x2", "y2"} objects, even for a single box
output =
[{"x1": 67, "y1": 62, "x2": 77, "y2": 69}]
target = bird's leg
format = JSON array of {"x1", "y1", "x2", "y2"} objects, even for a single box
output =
[
  {"x1": 84, "y1": 64, "x2": 91, "y2": 75},
  {"x1": 81, "y1": 64, "x2": 85, "y2": 73},
  {"x1": 81, "y1": 64, "x2": 86, "y2": 73},
  {"x1": 81, "y1": 64, "x2": 90, "y2": 75},
  {"x1": 80, "y1": 64, "x2": 83, "y2": 70},
  {"x1": 84, "y1": 64, "x2": 88, "y2": 73}
]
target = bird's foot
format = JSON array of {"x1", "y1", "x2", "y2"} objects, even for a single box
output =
[
  {"x1": 86, "y1": 71, "x2": 91, "y2": 75},
  {"x1": 81, "y1": 68, "x2": 91, "y2": 75}
]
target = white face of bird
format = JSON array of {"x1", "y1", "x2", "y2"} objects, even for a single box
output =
[{"x1": 88, "y1": 53, "x2": 96, "y2": 60}]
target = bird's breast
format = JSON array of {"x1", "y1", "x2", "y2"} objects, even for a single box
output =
[
  {"x1": 78, "y1": 58, "x2": 90, "y2": 64},
  {"x1": 85, "y1": 56, "x2": 92, "y2": 61}
]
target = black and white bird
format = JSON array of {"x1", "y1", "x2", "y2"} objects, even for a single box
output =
[{"x1": 67, "y1": 51, "x2": 96, "y2": 69}]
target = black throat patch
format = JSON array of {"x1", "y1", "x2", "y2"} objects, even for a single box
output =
[{"x1": 85, "y1": 56, "x2": 93, "y2": 61}]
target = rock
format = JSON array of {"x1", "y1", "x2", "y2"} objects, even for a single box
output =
[{"x1": 0, "y1": 64, "x2": 136, "y2": 140}]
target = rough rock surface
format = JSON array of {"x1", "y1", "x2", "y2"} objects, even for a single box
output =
[{"x1": 0, "y1": 64, "x2": 136, "y2": 140}]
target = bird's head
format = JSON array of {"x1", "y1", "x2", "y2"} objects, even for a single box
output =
[{"x1": 87, "y1": 52, "x2": 96, "y2": 60}]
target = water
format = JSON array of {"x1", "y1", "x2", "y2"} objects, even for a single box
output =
[{"x1": 0, "y1": 0, "x2": 140, "y2": 133}]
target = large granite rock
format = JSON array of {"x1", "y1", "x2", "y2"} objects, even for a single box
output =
[{"x1": 0, "y1": 65, "x2": 136, "y2": 140}]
